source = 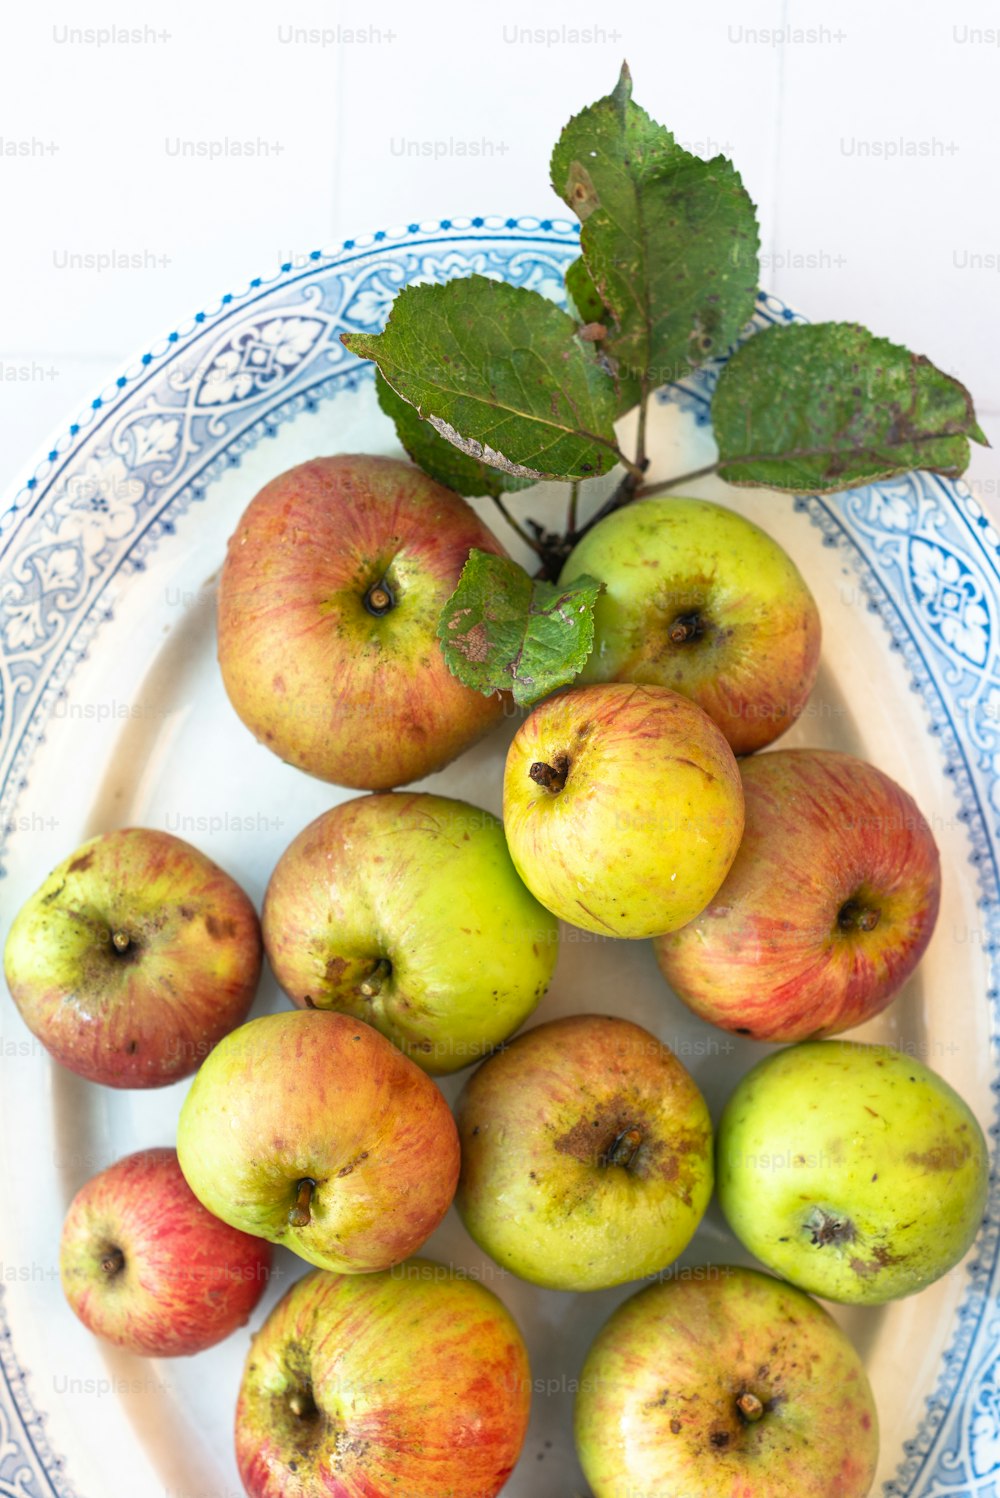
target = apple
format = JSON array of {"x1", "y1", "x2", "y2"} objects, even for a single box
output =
[
  {"x1": 262, "y1": 791, "x2": 559, "y2": 1073},
  {"x1": 177, "y1": 1009, "x2": 459, "y2": 1273},
  {"x1": 575, "y1": 1264, "x2": 878, "y2": 1498},
  {"x1": 717, "y1": 1039, "x2": 989, "y2": 1304},
  {"x1": 654, "y1": 749, "x2": 942, "y2": 1041},
  {"x1": 502, "y1": 682, "x2": 744, "y2": 939},
  {"x1": 560, "y1": 496, "x2": 822, "y2": 753},
  {"x1": 217, "y1": 454, "x2": 509, "y2": 790},
  {"x1": 455, "y1": 1013, "x2": 713, "y2": 1290},
  {"x1": 235, "y1": 1257, "x2": 531, "y2": 1498},
  {"x1": 3, "y1": 828, "x2": 262, "y2": 1087},
  {"x1": 60, "y1": 1148, "x2": 271, "y2": 1356}
]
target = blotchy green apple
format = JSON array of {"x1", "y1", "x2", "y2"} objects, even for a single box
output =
[
  {"x1": 217, "y1": 454, "x2": 509, "y2": 790},
  {"x1": 3, "y1": 828, "x2": 261, "y2": 1087},
  {"x1": 262, "y1": 792, "x2": 558, "y2": 1073},
  {"x1": 717, "y1": 1040, "x2": 988, "y2": 1303},
  {"x1": 575, "y1": 1266, "x2": 878, "y2": 1498},
  {"x1": 502, "y1": 682, "x2": 744, "y2": 938},
  {"x1": 655, "y1": 749, "x2": 942, "y2": 1040},
  {"x1": 560, "y1": 496, "x2": 821, "y2": 752},
  {"x1": 455, "y1": 1014, "x2": 713, "y2": 1290},
  {"x1": 176, "y1": 1010, "x2": 459, "y2": 1273},
  {"x1": 236, "y1": 1259, "x2": 531, "y2": 1498}
]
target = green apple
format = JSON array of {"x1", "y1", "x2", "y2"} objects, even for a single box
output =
[
  {"x1": 263, "y1": 792, "x2": 558, "y2": 1073},
  {"x1": 717, "y1": 1040, "x2": 988, "y2": 1303},
  {"x1": 455, "y1": 1014, "x2": 713, "y2": 1290},
  {"x1": 4, "y1": 827, "x2": 261, "y2": 1087},
  {"x1": 502, "y1": 682, "x2": 744, "y2": 938},
  {"x1": 559, "y1": 496, "x2": 822, "y2": 753},
  {"x1": 236, "y1": 1259, "x2": 531, "y2": 1498},
  {"x1": 217, "y1": 454, "x2": 509, "y2": 790},
  {"x1": 575, "y1": 1265, "x2": 878, "y2": 1498},
  {"x1": 176, "y1": 1010, "x2": 460, "y2": 1273}
]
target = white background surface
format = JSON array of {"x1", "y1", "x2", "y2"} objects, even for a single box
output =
[{"x1": 0, "y1": 0, "x2": 998, "y2": 509}]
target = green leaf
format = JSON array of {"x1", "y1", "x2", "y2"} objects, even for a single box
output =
[
  {"x1": 342, "y1": 276, "x2": 623, "y2": 482},
  {"x1": 565, "y1": 256, "x2": 607, "y2": 325},
  {"x1": 437, "y1": 550, "x2": 601, "y2": 707},
  {"x1": 551, "y1": 63, "x2": 760, "y2": 389},
  {"x1": 551, "y1": 62, "x2": 678, "y2": 220},
  {"x1": 564, "y1": 257, "x2": 641, "y2": 418},
  {"x1": 375, "y1": 372, "x2": 534, "y2": 499},
  {"x1": 712, "y1": 322, "x2": 988, "y2": 493}
]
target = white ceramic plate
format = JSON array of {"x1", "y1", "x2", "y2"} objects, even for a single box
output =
[{"x1": 0, "y1": 218, "x2": 997, "y2": 1498}]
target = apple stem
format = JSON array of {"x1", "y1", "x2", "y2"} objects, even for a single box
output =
[
  {"x1": 364, "y1": 580, "x2": 395, "y2": 617},
  {"x1": 605, "y1": 1127, "x2": 643, "y2": 1170},
  {"x1": 668, "y1": 613, "x2": 704, "y2": 645},
  {"x1": 101, "y1": 1247, "x2": 125, "y2": 1277},
  {"x1": 358, "y1": 958, "x2": 392, "y2": 998},
  {"x1": 289, "y1": 1178, "x2": 316, "y2": 1228},
  {"x1": 529, "y1": 755, "x2": 569, "y2": 794},
  {"x1": 837, "y1": 900, "x2": 881, "y2": 934},
  {"x1": 737, "y1": 1392, "x2": 765, "y2": 1423},
  {"x1": 111, "y1": 931, "x2": 131, "y2": 954}
]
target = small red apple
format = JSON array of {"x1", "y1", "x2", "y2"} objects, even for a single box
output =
[
  {"x1": 655, "y1": 749, "x2": 941, "y2": 1040},
  {"x1": 60, "y1": 1148, "x2": 272, "y2": 1356},
  {"x1": 217, "y1": 454, "x2": 509, "y2": 789}
]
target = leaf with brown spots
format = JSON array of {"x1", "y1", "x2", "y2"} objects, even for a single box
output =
[
  {"x1": 437, "y1": 549, "x2": 601, "y2": 707},
  {"x1": 713, "y1": 321, "x2": 988, "y2": 492},
  {"x1": 551, "y1": 63, "x2": 759, "y2": 390}
]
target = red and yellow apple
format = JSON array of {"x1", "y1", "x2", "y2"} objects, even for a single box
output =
[
  {"x1": 560, "y1": 496, "x2": 822, "y2": 753},
  {"x1": 176, "y1": 1009, "x2": 459, "y2": 1273},
  {"x1": 3, "y1": 828, "x2": 262, "y2": 1087},
  {"x1": 575, "y1": 1265, "x2": 878, "y2": 1497},
  {"x1": 217, "y1": 454, "x2": 509, "y2": 789},
  {"x1": 655, "y1": 749, "x2": 941, "y2": 1040},
  {"x1": 60, "y1": 1148, "x2": 271, "y2": 1356},
  {"x1": 502, "y1": 682, "x2": 744, "y2": 938},
  {"x1": 235, "y1": 1259, "x2": 531, "y2": 1498}
]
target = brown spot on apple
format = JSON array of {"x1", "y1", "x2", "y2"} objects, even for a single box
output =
[
  {"x1": 68, "y1": 851, "x2": 94, "y2": 874},
  {"x1": 906, "y1": 1143, "x2": 971, "y2": 1172},
  {"x1": 205, "y1": 914, "x2": 237, "y2": 940},
  {"x1": 324, "y1": 956, "x2": 348, "y2": 985}
]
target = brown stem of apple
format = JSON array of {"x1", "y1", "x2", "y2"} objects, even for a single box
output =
[
  {"x1": 364, "y1": 580, "x2": 395, "y2": 617},
  {"x1": 101, "y1": 1247, "x2": 125, "y2": 1277},
  {"x1": 605, "y1": 1127, "x2": 643, "y2": 1170},
  {"x1": 669, "y1": 613, "x2": 705, "y2": 645},
  {"x1": 289, "y1": 1178, "x2": 316, "y2": 1228},
  {"x1": 737, "y1": 1393, "x2": 765, "y2": 1423},
  {"x1": 529, "y1": 756, "x2": 569, "y2": 794},
  {"x1": 837, "y1": 900, "x2": 881, "y2": 934},
  {"x1": 358, "y1": 958, "x2": 392, "y2": 998},
  {"x1": 111, "y1": 931, "x2": 131, "y2": 954}
]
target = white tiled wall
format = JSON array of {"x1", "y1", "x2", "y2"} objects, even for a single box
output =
[{"x1": 1, "y1": 0, "x2": 997, "y2": 506}]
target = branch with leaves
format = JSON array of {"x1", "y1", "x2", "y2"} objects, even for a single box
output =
[{"x1": 342, "y1": 62, "x2": 987, "y2": 708}]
